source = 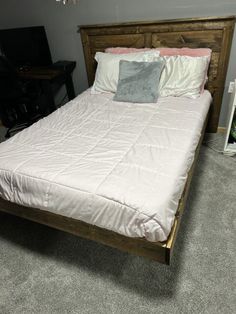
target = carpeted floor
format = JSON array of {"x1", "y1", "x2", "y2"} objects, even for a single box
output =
[{"x1": 0, "y1": 130, "x2": 235, "y2": 314}]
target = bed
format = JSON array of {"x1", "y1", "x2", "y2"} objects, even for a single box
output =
[{"x1": 0, "y1": 16, "x2": 235, "y2": 264}]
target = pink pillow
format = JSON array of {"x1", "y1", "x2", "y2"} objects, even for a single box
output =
[
  {"x1": 105, "y1": 47, "x2": 212, "y2": 92},
  {"x1": 156, "y1": 48, "x2": 212, "y2": 92},
  {"x1": 105, "y1": 47, "x2": 211, "y2": 58}
]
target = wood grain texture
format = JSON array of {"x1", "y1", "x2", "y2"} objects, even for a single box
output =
[
  {"x1": 79, "y1": 16, "x2": 235, "y2": 132},
  {"x1": 0, "y1": 199, "x2": 167, "y2": 264},
  {"x1": 165, "y1": 114, "x2": 208, "y2": 263}
]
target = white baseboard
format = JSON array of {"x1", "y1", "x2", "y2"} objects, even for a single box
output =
[{"x1": 217, "y1": 127, "x2": 226, "y2": 133}]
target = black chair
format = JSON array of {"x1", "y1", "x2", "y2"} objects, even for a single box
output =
[{"x1": 0, "y1": 56, "x2": 43, "y2": 138}]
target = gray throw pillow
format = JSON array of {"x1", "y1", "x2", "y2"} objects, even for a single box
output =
[{"x1": 113, "y1": 60, "x2": 164, "y2": 103}]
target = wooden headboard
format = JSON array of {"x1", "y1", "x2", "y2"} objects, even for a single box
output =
[{"x1": 79, "y1": 16, "x2": 235, "y2": 132}]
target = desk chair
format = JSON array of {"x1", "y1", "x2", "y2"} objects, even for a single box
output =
[{"x1": 0, "y1": 56, "x2": 43, "y2": 138}]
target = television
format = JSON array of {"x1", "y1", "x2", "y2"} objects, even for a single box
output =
[{"x1": 0, "y1": 26, "x2": 52, "y2": 68}]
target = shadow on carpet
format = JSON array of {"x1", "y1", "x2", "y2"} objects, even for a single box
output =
[{"x1": 0, "y1": 145, "x2": 235, "y2": 314}]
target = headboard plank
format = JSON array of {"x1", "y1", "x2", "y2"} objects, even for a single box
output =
[{"x1": 80, "y1": 16, "x2": 235, "y2": 132}]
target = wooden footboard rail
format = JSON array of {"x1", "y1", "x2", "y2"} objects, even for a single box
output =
[{"x1": 0, "y1": 115, "x2": 208, "y2": 265}]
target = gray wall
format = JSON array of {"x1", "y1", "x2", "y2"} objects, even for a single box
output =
[{"x1": 0, "y1": 0, "x2": 235, "y2": 126}]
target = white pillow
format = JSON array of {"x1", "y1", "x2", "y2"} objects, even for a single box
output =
[
  {"x1": 159, "y1": 55, "x2": 209, "y2": 98},
  {"x1": 91, "y1": 51, "x2": 160, "y2": 94}
]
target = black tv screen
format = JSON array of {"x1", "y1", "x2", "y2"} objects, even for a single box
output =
[{"x1": 0, "y1": 26, "x2": 52, "y2": 67}]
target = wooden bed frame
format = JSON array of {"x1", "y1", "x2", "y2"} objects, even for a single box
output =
[
  {"x1": 0, "y1": 16, "x2": 235, "y2": 265},
  {"x1": 80, "y1": 15, "x2": 235, "y2": 132}
]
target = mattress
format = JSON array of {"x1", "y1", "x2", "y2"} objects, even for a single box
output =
[{"x1": 0, "y1": 89, "x2": 211, "y2": 242}]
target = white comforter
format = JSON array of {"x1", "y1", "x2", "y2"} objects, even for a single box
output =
[{"x1": 0, "y1": 90, "x2": 211, "y2": 242}]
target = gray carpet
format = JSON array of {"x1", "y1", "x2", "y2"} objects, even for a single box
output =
[{"x1": 0, "y1": 131, "x2": 235, "y2": 314}]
